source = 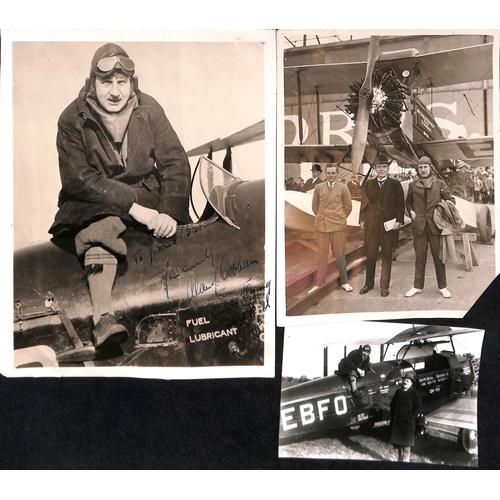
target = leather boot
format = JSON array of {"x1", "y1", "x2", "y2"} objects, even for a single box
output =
[{"x1": 93, "y1": 313, "x2": 128, "y2": 350}]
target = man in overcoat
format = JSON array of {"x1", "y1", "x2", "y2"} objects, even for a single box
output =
[
  {"x1": 308, "y1": 163, "x2": 353, "y2": 294},
  {"x1": 359, "y1": 153, "x2": 405, "y2": 297},
  {"x1": 405, "y1": 156, "x2": 455, "y2": 298},
  {"x1": 49, "y1": 43, "x2": 192, "y2": 351},
  {"x1": 390, "y1": 372, "x2": 424, "y2": 462}
]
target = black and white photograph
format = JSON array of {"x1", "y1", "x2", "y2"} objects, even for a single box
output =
[
  {"x1": 4, "y1": 30, "x2": 276, "y2": 378},
  {"x1": 279, "y1": 321, "x2": 484, "y2": 466},
  {"x1": 1, "y1": 17, "x2": 500, "y2": 476},
  {"x1": 278, "y1": 30, "x2": 497, "y2": 324}
]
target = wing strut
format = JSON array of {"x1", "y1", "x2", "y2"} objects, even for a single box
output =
[
  {"x1": 315, "y1": 86, "x2": 322, "y2": 144},
  {"x1": 297, "y1": 71, "x2": 304, "y2": 144}
]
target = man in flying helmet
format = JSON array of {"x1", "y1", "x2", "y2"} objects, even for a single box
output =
[
  {"x1": 49, "y1": 43, "x2": 192, "y2": 353},
  {"x1": 337, "y1": 345, "x2": 373, "y2": 396}
]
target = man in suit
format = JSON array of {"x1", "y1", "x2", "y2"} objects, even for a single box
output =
[
  {"x1": 359, "y1": 153, "x2": 405, "y2": 297},
  {"x1": 405, "y1": 156, "x2": 455, "y2": 298},
  {"x1": 308, "y1": 163, "x2": 353, "y2": 294},
  {"x1": 301, "y1": 163, "x2": 324, "y2": 192}
]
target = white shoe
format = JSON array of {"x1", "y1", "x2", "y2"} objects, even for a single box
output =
[
  {"x1": 341, "y1": 283, "x2": 353, "y2": 292},
  {"x1": 405, "y1": 287, "x2": 422, "y2": 298},
  {"x1": 439, "y1": 288, "x2": 451, "y2": 298},
  {"x1": 308, "y1": 285, "x2": 320, "y2": 294}
]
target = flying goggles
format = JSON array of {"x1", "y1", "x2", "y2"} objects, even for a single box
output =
[{"x1": 96, "y1": 55, "x2": 135, "y2": 74}]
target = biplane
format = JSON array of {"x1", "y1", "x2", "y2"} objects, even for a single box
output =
[
  {"x1": 279, "y1": 325, "x2": 482, "y2": 454},
  {"x1": 284, "y1": 34, "x2": 494, "y2": 242},
  {"x1": 13, "y1": 123, "x2": 269, "y2": 370}
]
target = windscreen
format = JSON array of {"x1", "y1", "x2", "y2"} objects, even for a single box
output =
[{"x1": 198, "y1": 156, "x2": 242, "y2": 229}]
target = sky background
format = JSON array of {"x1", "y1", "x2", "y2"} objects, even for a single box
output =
[
  {"x1": 8, "y1": 31, "x2": 274, "y2": 250},
  {"x1": 282, "y1": 321, "x2": 485, "y2": 379}
]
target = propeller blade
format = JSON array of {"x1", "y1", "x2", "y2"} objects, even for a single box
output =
[{"x1": 350, "y1": 36, "x2": 381, "y2": 175}]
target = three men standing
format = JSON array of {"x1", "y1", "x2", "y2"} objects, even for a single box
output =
[
  {"x1": 305, "y1": 155, "x2": 456, "y2": 299},
  {"x1": 359, "y1": 153, "x2": 405, "y2": 297}
]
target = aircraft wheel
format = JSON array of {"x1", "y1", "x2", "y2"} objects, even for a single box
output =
[
  {"x1": 477, "y1": 205, "x2": 492, "y2": 243},
  {"x1": 457, "y1": 428, "x2": 477, "y2": 454}
]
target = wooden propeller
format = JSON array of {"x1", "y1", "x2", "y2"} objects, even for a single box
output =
[{"x1": 350, "y1": 36, "x2": 381, "y2": 175}]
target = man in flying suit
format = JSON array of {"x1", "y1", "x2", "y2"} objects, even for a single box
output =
[
  {"x1": 337, "y1": 345, "x2": 373, "y2": 396},
  {"x1": 405, "y1": 156, "x2": 454, "y2": 298},
  {"x1": 49, "y1": 43, "x2": 192, "y2": 352}
]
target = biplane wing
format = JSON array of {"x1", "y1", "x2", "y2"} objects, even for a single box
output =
[
  {"x1": 377, "y1": 42, "x2": 493, "y2": 88},
  {"x1": 419, "y1": 136, "x2": 494, "y2": 167},
  {"x1": 284, "y1": 144, "x2": 380, "y2": 165},
  {"x1": 284, "y1": 42, "x2": 493, "y2": 97},
  {"x1": 385, "y1": 325, "x2": 478, "y2": 345},
  {"x1": 186, "y1": 120, "x2": 265, "y2": 156}
]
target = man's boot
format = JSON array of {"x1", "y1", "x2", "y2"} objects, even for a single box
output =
[{"x1": 350, "y1": 377, "x2": 363, "y2": 397}]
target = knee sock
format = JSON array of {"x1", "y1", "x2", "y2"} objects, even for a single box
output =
[{"x1": 84, "y1": 247, "x2": 118, "y2": 326}]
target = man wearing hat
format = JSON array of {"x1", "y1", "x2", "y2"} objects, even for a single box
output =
[
  {"x1": 301, "y1": 163, "x2": 325, "y2": 192},
  {"x1": 337, "y1": 345, "x2": 373, "y2": 396},
  {"x1": 390, "y1": 372, "x2": 424, "y2": 462},
  {"x1": 405, "y1": 156, "x2": 455, "y2": 298},
  {"x1": 359, "y1": 153, "x2": 405, "y2": 297},
  {"x1": 308, "y1": 163, "x2": 353, "y2": 294},
  {"x1": 49, "y1": 43, "x2": 192, "y2": 352}
]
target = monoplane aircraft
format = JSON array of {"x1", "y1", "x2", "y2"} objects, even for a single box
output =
[{"x1": 279, "y1": 325, "x2": 482, "y2": 454}]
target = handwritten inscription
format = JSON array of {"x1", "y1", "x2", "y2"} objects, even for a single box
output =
[
  {"x1": 132, "y1": 229, "x2": 265, "y2": 307},
  {"x1": 185, "y1": 252, "x2": 259, "y2": 302}
]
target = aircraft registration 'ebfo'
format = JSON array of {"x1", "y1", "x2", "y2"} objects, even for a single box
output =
[{"x1": 280, "y1": 323, "x2": 484, "y2": 465}]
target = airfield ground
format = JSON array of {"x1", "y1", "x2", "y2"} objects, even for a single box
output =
[
  {"x1": 285, "y1": 225, "x2": 496, "y2": 317},
  {"x1": 279, "y1": 424, "x2": 479, "y2": 467}
]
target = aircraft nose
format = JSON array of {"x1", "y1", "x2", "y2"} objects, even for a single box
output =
[{"x1": 230, "y1": 179, "x2": 265, "y2": 216}]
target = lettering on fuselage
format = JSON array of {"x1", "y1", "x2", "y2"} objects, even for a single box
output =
[
  {"x1": 186, "y1": 316, "x2": 211, "y2": 327},
  {"x1": 184, "y1": 316, "x2": 240, "y2": 343},
  {"x1": 418, "y1": 371, "x2": 450, "y2": 387},
  {"x1": 188, "y1": 327, "x2": 238, "y2": 344},
  {"x1": 280, "y1": 395, "x2": 348, "y2": 432}
]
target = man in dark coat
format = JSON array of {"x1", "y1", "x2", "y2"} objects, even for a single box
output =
[
  {"x1": 49, "y1": 43, "x2": 192, "y2": 352},
  {"x1": 390, "y1": 372, "x2": 424, "y2": 462},
  {"x1": 301, "y1": 163, "x2": 324, "y2": 192},
  {"x1": 359, "y1": 153, "x2": 405, "y2": 297},
  {"x1": 405, "y1": 156, "x2": 455, "y2": 298},
  {"x1": 337, "y1": 345, "x2": 373, "y2": 396}
]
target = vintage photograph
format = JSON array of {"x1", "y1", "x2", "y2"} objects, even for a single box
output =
[
  {"x1": 277, "y1": 30, "x2": 497, "y2": 324},
  {"x1": 5, "y1": 30, "x2": 276, "y2": 378},
  {"x1": 279, "y1": 321, "x2": 484, "y2": 466}
]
